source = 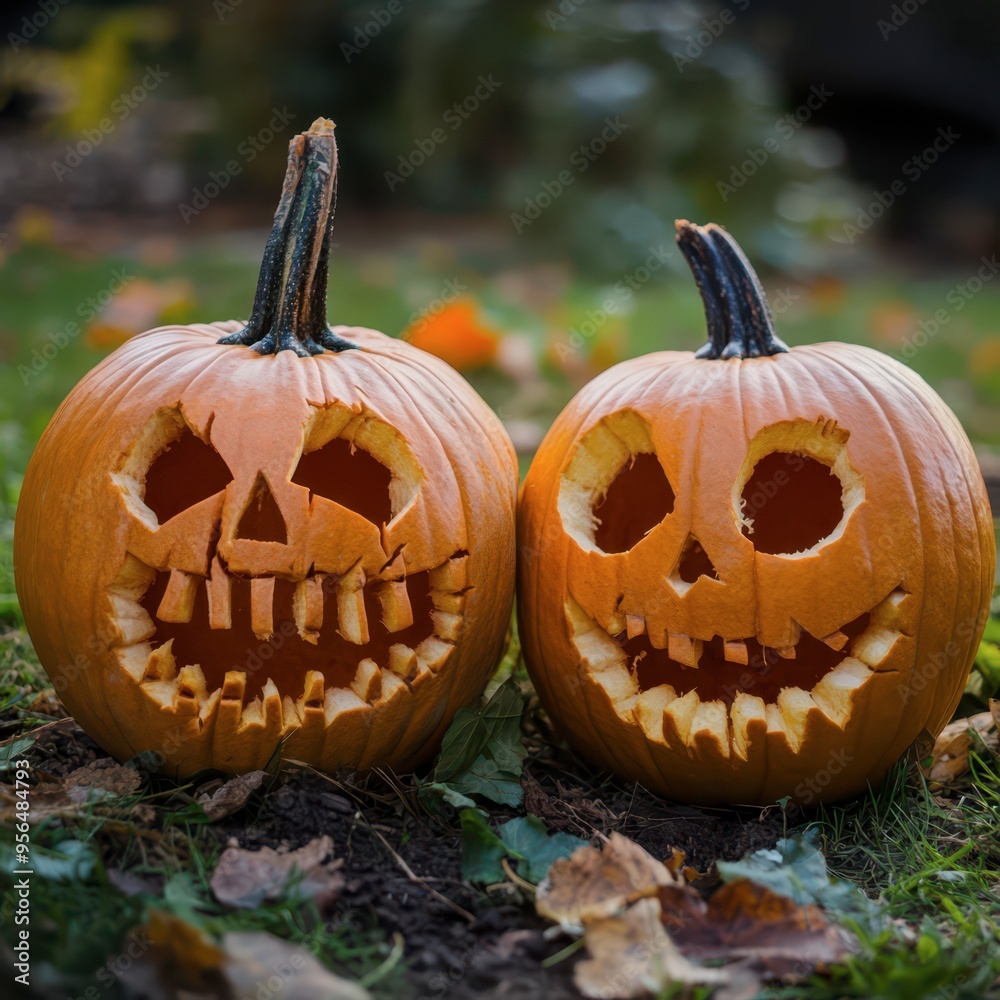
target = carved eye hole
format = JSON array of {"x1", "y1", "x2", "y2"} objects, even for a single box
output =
[
  {"x1": 594, "y1": 453, "x2": 675, "y2": 554},
  {"x1": 559, "y1": 410, "x2": 675, "y2": 554},
  {"x1": 740, "y1": 450, "x2": 847, "y2": 555},
  {"x1": 144, "y1": 430, "x2": 233, "y2": 525},
  {"x1": 292, "y1": 437, "x2": 393, "y2": 527}
]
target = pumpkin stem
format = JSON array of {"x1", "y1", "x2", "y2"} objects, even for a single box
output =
[
  {"x1": 675, "y1": 220, "x2": 789, "y2": 359},
  {"x1": 219, "y1": 118, "x2": 357, "y2": 356}
]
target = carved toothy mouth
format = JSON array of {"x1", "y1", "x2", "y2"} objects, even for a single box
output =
[
  {"x1": 567, "y1": 585, "x2": 910, "y2": 755},
  {"x1": 107, "y1": 551, "x2": 469, "y2": 732}
]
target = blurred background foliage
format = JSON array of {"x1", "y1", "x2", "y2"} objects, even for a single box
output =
[
  {"x1": 3, "y1": 0, "x2": 996, "y2": 271},
  {"x1": 0, "y1": 0, "x2": 999, "y2": 608}
]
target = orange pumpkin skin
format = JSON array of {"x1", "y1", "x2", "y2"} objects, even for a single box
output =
[
  {"x1": 15, "y1": 122, "x2": 516, "y2": 779},
  {"x1": 517, "y1": 223, "x2": 995, "y2": 806}
]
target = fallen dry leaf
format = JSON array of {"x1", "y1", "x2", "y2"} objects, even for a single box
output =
[
  {"x1": 662, "y1": 845, "x2": 704, "y2": 885},
  {"x1": 922, "y1": 712, "x2": 997, "y2": 785},
  {"x1": 537, "y1": 832, "x2": 679, "y2": 926},
  {"x1": 144, "y1": 909, "x2": 225, "y2": 977},
  {"x1": 64, "y1": 758, "x2": 142, "y2": 798},
  {"x1": 576, "y1": 897, "x2": 729, "y2": 999},
  {"x1": 119, "y1": 912, "x2": 370, "y2": 999},
  {"x1": 210, "y1": 835, "x2": 344, "y2": 910},
  {"x1": 991, "y1": 699, "x2": 999, "y2": 730},
  {"x1": 0, "y1": 757, "x2": 142, "y2": 824},
  {"x1": 197, "y1": 770, "x2": 267, "y2": 821},
  {"x1": 221, "y1": 931, "x2": 371, "y2": 1000},
  {"x1": 666, "y1": 878, "x2": 852, "y2": 980}
]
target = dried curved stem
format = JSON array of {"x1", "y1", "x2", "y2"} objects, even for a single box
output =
[
  {"x1": 219, "y1": 118, "x2": 357, "y2": 356},
  {"x1": 675, "y1": 219, "x2": 788, "y2": 360}
]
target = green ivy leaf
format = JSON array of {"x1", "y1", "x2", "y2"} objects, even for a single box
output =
[
  {"x1": 459, "y1": 809, "x2": 511, "y2": 882},
  {"x1": 430, "y1": 678, "x2": 527, "y2": 807},
  {"x1": 496, "y1": 815, "x2": 587, "y2": 883},
  {"x1": 460, "y1": 811, "x2": 587, "y2": 885},
  {"x1": 717, "y1": 830, "x2": 883, "y2": 930}
]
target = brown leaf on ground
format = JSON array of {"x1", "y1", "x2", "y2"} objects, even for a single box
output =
[
  {"x1": 145, "y1": 909, "x2": 226, "y2": 976},
  {"x1": 119, "y1": 913, "x2": 370, "y2": 999},
  {"x1": 64, "y1": 758, "x2": 142, "y2": 798},
  {"x1": 921, "y1": 712, "x2": 997, "y2": 785},
  {"x1": 221, "y1": 932, "x2": 371, "y2": 1000},
  {"x1": 537, "y1": 832, "x2": 679, "y2": 926},
  {"x1": 991, "y1": 699, "x2": 1000, "y2": 729},
  {"x1": 666, "y1": 879, "x2": 852, "y2": 980},
  {"x1": 116, "y1": 910, "x2": 228, "y2": 997},
  {"x1": 196, "y1": 770, "x2": 267, "y2": 821},
  {"x1": 575, "y1": 898, "x2": 730, "y2": 999},
  {"x1": 0, "y1": 757, "x2": 142, "y2": 824},
  {"x1": 210, "y1": 835, "x2": 344, "y2": 910}
]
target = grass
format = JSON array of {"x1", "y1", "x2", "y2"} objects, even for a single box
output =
[{"x1": 789, "y1": 758, "x2": 1000, "y2": 999}]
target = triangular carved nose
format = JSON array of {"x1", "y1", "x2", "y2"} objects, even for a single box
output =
[
  {"x1": 236, "y1": 474, "x2": 287, "y2": 544},
  {"x1": 674, "y1": 533, "x2": 720, "y2": 584}
]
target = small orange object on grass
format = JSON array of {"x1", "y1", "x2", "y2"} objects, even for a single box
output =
[{"x1": 403, "y1": 298, "x2": 500, "y2": 370}]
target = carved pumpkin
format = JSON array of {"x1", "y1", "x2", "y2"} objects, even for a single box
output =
[
  {"x1": 15, "y1": 120, "x2": 516, "y2": 778},
  {"x1": 517, "y1": 221, "x2": 995, "y2": 805}
]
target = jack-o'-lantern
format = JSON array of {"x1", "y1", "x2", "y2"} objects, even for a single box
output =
[
  {"x1": 517, "y1": 220, "x2": 995, "y2": 805},
  {"x1": 15, "y1": 120, "x2": 516, "y2": 778}
]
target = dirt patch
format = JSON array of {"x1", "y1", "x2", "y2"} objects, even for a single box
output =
[
  {"x1": 6, "y1": 708, "x2": 784, "y2": 999},
  {"x1": 202, "y1": 720, "x2": 784, "y2": 999}
]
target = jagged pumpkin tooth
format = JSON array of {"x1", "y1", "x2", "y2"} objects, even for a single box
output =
[
  {"x1": 206, "y1": 556, "x2": 232, "y2": 630},
  {"x1": 723, "y1": 639, "x2": 748, "y2": 665},
  {"x1": 157, "y1": 569, "x2": 199, "y2": 624},
  {"x1": 388, "y1": 644, "x2": 419, "y2": 681},
  {"x1": 143, "y1": 639, "x2": 177, "y2": 682},
  {"x1": 293, "y1": 576, "x2": 325, "y2": 642},
  {"x1": 351, "y1": 658, "x2": 382, "y2": 703},
  {"x1": 377, "y1": 579, "x2": 413, "y2": 632},
  {"x1": 818, "y1": 629, "x2": 849, "y2": 652},
  {"x1": 626, "y1": 614, "x2": 646, "y2": 639},
  {"x1": 250, "y1": 577, "x2": 275, "y2": 640},
  {"x1": 337, "y1": 564, "x2": 369, "y2": 645},
  {"x1": 667, "y1": 634, "x2": 701, "y2": 668}
]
